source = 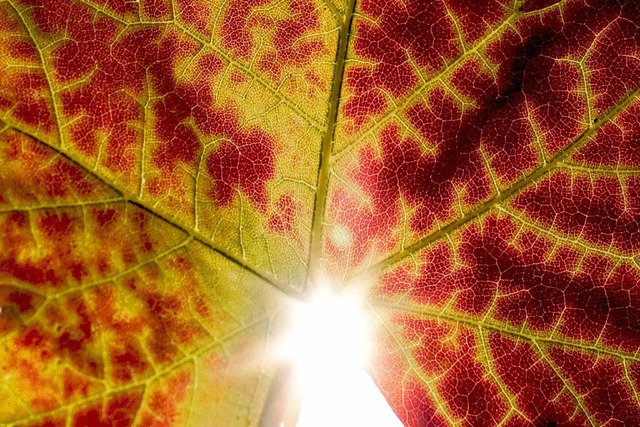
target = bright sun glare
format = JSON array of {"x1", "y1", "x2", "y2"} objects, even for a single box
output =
[{"x1": 281, "y1": 289, "x2": 404, "y2": 427}]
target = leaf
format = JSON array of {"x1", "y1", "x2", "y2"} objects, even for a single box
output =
[{"x1": 1, "y1": 0, "x2": 640, "y2": 425}]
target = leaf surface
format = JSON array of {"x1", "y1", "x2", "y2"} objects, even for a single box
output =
[{"x1": 1, "y1": 0, "x2": 640, "y2": 425}]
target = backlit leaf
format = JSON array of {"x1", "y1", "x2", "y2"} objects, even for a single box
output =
[{"x1": 1, "y1": 0, "x2": 640, "y2": 425}]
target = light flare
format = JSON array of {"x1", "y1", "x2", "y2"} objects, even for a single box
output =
[{"x1": 280, "y1": 288, "x2": 403, "y2": 427}]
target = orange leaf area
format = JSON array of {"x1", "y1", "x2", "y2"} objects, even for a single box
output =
[{"x1": 2, "y1": 0, "x2": 640, "y2": 425}]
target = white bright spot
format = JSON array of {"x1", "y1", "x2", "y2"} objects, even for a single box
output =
[
  {"x1": 330, "y1": 224, "x2": 352, "y2": 249},
  {"x1": 296, "y1": 366, "x2": 403, "y2": 427},
  {"x1": 281, "y1": 289, "x2": 404, "y2": 427}
]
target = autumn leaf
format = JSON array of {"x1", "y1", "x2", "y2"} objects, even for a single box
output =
[{"x1": 1, "y1": 0, "x2": 640, "y2": 425}]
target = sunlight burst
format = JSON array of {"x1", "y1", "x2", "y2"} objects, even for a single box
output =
[{"x1": 280, "y1": 288, "x2": 404, "y2": 427}]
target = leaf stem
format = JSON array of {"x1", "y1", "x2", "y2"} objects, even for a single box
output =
[{"x1": 305, "y1": 0, "x2": 357, "y2": 293}]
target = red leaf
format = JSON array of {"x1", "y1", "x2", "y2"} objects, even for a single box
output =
[{"x1": 1, "y1": 0, "x2": 640, "y2": 425}]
